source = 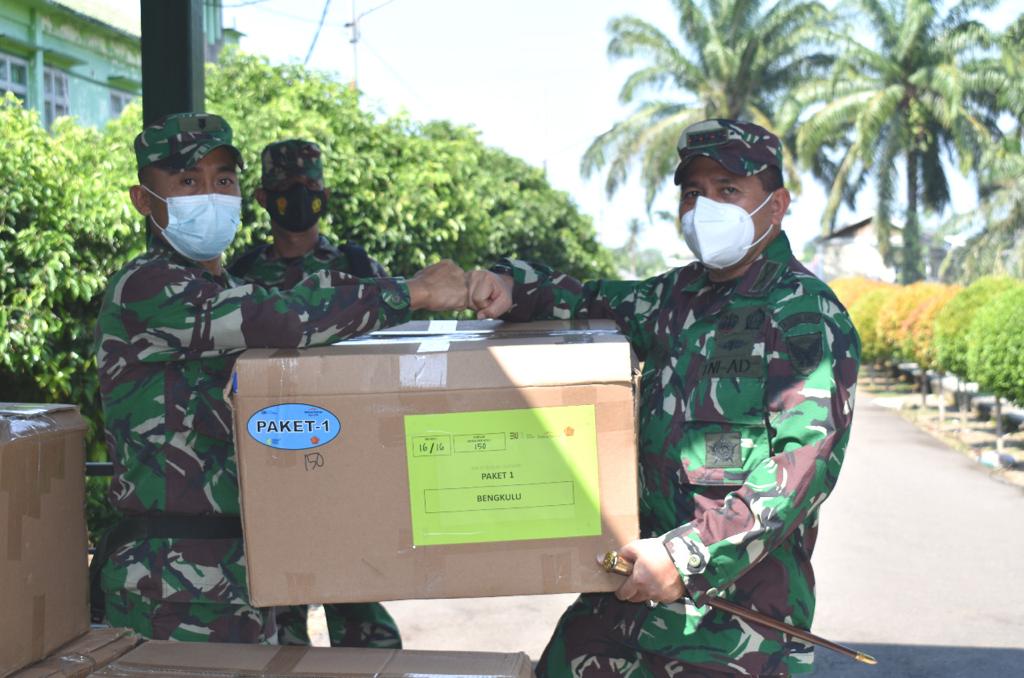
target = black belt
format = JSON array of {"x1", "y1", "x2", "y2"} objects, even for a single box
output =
[{"x1": 89, "y1": 513, "x2": 243, "y2": 623}]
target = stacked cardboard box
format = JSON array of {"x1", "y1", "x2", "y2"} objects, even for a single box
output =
[
  {"x1": 0, "y1": 404, "x2": 89, "y2": 676},
  {"x1": 231, "y1": 320, "x2": 640, "y2": 606},
  {"x1": 93, "y1": 643, "x2": 533, "y2": 678},
  {"x1": 9, "y1": 628, "x2": 140, "y2": 678}
]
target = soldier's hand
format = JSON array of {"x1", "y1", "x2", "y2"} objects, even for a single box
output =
[
  {"x1": 467, "y1": 270, "x2": 513, "y2": 319},
  {"x1": 408, "y1": 260, "x2": 469, "y2": 311},
  {"x1": 611, "y1": 538, "x2": 686, "y2": 605}
]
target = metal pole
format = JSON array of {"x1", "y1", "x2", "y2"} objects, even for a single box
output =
[{"x1": 140, "y1": 0, "x2": 205, "y2": 125}]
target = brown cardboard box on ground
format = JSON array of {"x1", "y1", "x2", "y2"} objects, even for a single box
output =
[
  {"x1": 93, "y1": 642, "x2": 534, "y2": 678},
  {"x1": 231, "y1": 320, "x2": 639, "y2": 606},
  {"x1": 9, "y1": 628, "x2": 140, "y2": 678},
  {"x1": 0, "y1": 404, "x2": 89, "y2": 677}
]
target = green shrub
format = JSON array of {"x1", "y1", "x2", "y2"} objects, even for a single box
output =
[
  {"x1": 934, "y1": 276, "x2": 1022, "y2": 377},
  {"x1": 966, "y1": 287, "x2": 1024, "y2": 403},
  {"x1": 876, "y1": 282, "x2": 946, "y2": 362},
  {"x1": 849, "y1": 287, "x2": 892, "y2": 363},
  {"x1": 903, "y1": 285, "x2": 961, "y2": 370}
]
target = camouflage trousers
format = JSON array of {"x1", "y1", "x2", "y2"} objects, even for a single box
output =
[
  {"x1": 536, "y1": 594, "x2": 794, "y2": 677},
  {"x1": 276, "y1": 603, "x2": 402, "y2": 648},
  {"x1": 104, "y1": 589, "x2": 277, "y2": 643}
]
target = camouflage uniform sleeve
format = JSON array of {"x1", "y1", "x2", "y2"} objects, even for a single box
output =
[
  {"x1": 662, "y1": 293, "x2": 861, "y2": 605},
  {"x1": 491, "y1": 258, "x2": 660, "y2": 359},
  {"x1": 117, "y1": 263, "x2": 411, "y2": 362}
]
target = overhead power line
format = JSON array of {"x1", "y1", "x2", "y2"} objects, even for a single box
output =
[{"x1": 304, "y1": 0, "x2": 333, "y2": 65}]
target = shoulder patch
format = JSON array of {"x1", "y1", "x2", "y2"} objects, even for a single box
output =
[{"x1": 785, "y1": 332, "x2": 824, "y2": 376}]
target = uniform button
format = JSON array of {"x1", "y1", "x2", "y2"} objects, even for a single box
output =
[{"x1": 687, "y1": 554, "x2": 701, "y2": 569}]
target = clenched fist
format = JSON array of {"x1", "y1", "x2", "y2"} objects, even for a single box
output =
[
  {"x1": 408, "y1": 260, "x2": 469, "y2": 312},
  {"x1": 467, "y1": 270, "x2": 513, "y2": 319}
]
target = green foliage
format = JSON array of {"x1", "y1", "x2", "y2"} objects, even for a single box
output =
[
  {"x1": 1, "y1": 53, "x2": 613, "y2": 541},
  {"x1": 966, "y1": 286, "x2": 1024, "y2": 403},
  {"x1": 875, "y1": 281, "x2": 946, "y2": 361},
  {"x1": 582, "y1": 0, "x2": 835, "y2": 213},
  {"x1": 934, "y1": 276, "x2": 1022, "y2": 376},
  {"x1": 0, "y1": 95, "x2": 141, "y2": 463},
  {"x1": 203, "y1": 51, "x2": 614, "y2": 278},
  {"x1": 849, "y1": 286, "x2": 894, "y2": 363}
]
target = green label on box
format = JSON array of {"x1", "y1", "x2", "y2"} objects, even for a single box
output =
[{"x1": 404, "y1": 405, "x2": 601, "y2": 546}]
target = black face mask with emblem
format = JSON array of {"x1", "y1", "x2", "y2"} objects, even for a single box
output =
[{"x1": 263, "y1": 184, "x2": 328, "y2": 232}]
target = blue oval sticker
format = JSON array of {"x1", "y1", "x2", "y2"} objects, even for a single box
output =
[{"x1": 246, "y1": 403, "x2": 340, "y2": 451}]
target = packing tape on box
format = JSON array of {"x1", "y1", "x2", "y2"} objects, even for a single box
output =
[
  {"x1": 262, "y1": 646, "x2": 309, "y2": 674},
  {"x1": 399, "y1": 353, "x2": 447, "y2": 389},
  {"x1": 2, "y1": 439, "x2": 64, "y2": 561}
]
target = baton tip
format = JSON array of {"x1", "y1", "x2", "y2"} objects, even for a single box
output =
[{"x1": 854, "y1": 652, "x2": 878, "y2": 665}]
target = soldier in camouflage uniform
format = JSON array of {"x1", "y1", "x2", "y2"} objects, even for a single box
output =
[
  {"x1": 469, "y1": 119, "x2": 860, "y2": 676},
  {"x1": 227, "y1": 139, "x2": 400, "y2": 649},
  {"x1": 228, "y1": 139, "x2": 388, "y2": 289},
  {"x1": 94, "y1": 112, "x2": 468, "y2": 644}
]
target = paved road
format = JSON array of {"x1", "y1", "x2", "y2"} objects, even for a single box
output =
[{"x1": 356, "y1": 401, "x2": 1024, "y2": 675}]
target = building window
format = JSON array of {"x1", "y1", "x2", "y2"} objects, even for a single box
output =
[
  {"x1": 0, "y1": 53, "x2": 29, "y2": 101},
  {"x1": 43, "y1": 67, "x2": 70, "y2": 127},
  {"x1": 109, "y1": 90, "x2": 134, "y2": 117}
]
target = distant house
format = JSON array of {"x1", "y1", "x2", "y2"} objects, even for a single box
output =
[
  {"x1": 0, "y1": 0, "x2": 236, "y2": 129},
  {"x1": 810, "y1": 216, "x2": 948, "y2": 282},
  {"x1": 810, "y1": 217, "x2": 898, "y2": 282}
]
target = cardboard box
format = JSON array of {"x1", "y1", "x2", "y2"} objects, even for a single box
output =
[
  {"x1": 231, "y1": 320, "x2": 639, "y2": 606},
  {"x1": 0, "y1": 404, "x2": 89, "y2": 677},
  {"x1": 93, "y1": 642, "x2": 533, "y2": 678},
  {"x1": 9, "y1": 628, "x2": 140, "y2": 678}
]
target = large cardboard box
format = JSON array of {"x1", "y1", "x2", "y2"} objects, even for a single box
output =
[
  {"x1": 9, "y1": 628, "x2": 140, "y2": 678},
  {"x1": 93, "y1": 642, "x2": 533, "y2": 678},
  {"x1": 0, "y1": 404, "x2": 89, "y2": 677},
  {"x1": 231, "y1": 320, "x2": 639, "y2": 606}
]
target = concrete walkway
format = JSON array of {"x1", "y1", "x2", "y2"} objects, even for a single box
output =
[{"x1": 369, "y1": 401, "x2": 1024, "y2": 675}]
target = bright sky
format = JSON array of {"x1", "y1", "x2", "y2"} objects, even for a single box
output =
[{"x1": 221, "y1": 0, "x2": 1015, "y2": 263}]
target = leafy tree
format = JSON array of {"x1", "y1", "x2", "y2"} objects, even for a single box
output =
[
  {"x1": 796, "y1": 0, "x2": 1006, "y2": 283},
  {"x1": 934, "y1": 276, "x2": 1022, "y2": 376},
  {"x1": 966, "y1": 286, "x2": 1024, "y2": 404},
  {"x1": 848, "y1": 286, "x2": 892, "y2": 363},
  {"x1": 939, "y1": 14, "x2": 1024, "y2": 283},
  {"x1": 903, "y1": 284, "x2": 960, "y2": 369},
  {"x1": 875, "y1": 281, "x2": 946, "y2": 360},
  {"x1": 581, "y1": 0, "x2": 835, "y2": 214}
]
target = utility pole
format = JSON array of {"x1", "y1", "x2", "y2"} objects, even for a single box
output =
[
  {"x1": 346, "y1": 0, "x2": 359, "y2": 90},
  {"x1": 344, "y1": 0, "x2": 398, "y2": 91}
]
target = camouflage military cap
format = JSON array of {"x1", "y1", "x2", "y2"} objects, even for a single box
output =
[
  {"x1": 261, "y1": 139, "x2": 323, "y2": 188},
  {"x1": 673, "y1": 119, "x2": 783, "y2": 185},
  {"x1": 134, "y1": 113, "x2": 244, "y2": 172}
]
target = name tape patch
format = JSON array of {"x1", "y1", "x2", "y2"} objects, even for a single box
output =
[{"x1": 246, "y1": 403, "x2": 340, "y2": 451}]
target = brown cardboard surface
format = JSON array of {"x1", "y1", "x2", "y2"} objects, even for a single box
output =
[
  {"x1": 94, "y1": 642, "x2": 533, "y2": 677},
  {"x1": 0, "y1": 404, "x2": 89, "y2": 677},
  {"x1": 231, "y1": 320, "x2": 639, "y2": 606},
  {"x1": 8, "y1": 628, "x2": 140, "y2": 678}
]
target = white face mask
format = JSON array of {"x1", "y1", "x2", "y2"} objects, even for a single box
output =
[
  {"x1": 143, "y1": 185, "x2": 241, "y2": 262},
  {"x1": 681, "y1": 193, "x2": 775, "y2": 270}
]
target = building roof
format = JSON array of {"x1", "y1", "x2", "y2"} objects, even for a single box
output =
[{"x1": 52, "y1": 0, "x2": 140, "y2": 38}]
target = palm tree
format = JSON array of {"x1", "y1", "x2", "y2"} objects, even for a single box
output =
[
  {"x1": 941, "y1": 14, "x2": 1024, "y2": 282},
  {"x1": 582, "y1": 0, "x2": 835, "y2": 216},
  {"x1": 795, "y1": 0, "x2": 1006, "y2": 283}
]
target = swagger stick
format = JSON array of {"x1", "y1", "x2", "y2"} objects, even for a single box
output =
[{"x1": 601, "y1": 551, "x2": 877, "y2": 666}]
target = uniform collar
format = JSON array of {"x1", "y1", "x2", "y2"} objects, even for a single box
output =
[
  {"x1": 678, "y1": 230, "x2": 791, "y2": 299},
  {"x1": 266, "y1": 234, "x2": 337, "y2": 261}
]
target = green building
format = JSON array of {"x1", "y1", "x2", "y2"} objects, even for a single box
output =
[{"x1": 0, "y1": 0, "x2": 233, "y2": 128}]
